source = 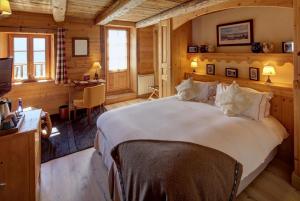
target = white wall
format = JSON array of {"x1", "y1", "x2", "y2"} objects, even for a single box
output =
[{"x1": 192, "y1": 7, "x2": 293, "y2": 84}]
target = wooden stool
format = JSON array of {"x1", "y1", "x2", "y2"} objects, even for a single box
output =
[{"x1": 148, "y1": 85, "x2": 159, "y2": 100}]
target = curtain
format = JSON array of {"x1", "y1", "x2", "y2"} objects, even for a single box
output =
[{"x1": 55, "y1": 28, "x2": 68, "y2": 84}]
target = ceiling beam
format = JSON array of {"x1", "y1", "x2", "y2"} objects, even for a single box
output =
[
  {"x1": 136, "y1": 0, "x2": 232, "y2": 28},
  {"x1": 52, "y1": 0, "x2": 67, "y2": 22},
  {"x1": 95, "y1": 0, "x2": 146, "y2": 25}
]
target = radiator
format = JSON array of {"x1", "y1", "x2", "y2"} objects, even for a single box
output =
[{"x1": 138, "y1": 74, "x2": 154, "y2": 95}]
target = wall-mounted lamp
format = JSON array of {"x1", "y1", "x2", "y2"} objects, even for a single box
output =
[
  {"x1": 190, "y1": 60, "x2": 198, "y2": 73},
  {"x1": 0, "y1": 0, "x2": 12, "y2": 17},
  {"x1": 262, "y1": 65, "x2": 276, "y2": 84}
]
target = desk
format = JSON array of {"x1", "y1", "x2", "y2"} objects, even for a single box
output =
[{"x1": 66, "y1": 79, "x2": 106, "y2": 120}]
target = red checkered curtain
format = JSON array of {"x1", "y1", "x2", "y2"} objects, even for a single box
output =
[{"x1": 55, "y1": 28, "x2": 68, "y2": 84}]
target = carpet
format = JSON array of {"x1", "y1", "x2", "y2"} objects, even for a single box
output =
[{"x1": 41, "y1": 107, "x2": 105, "y2": 163}]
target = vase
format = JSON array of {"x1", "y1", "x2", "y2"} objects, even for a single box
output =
[{"x1": 251, "y1": 42, "x2": 262, "y2": 53}]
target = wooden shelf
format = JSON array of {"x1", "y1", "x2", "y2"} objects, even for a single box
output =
[{"x1": 187, "y1": 52, "x2": 293, "y2": 65}]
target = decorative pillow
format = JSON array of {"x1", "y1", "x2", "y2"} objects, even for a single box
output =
[
  {"x1": 193, "y1": 82, "x2": 209, "y2": 102},
  {"x1": 215, "y1": 83, "x2": 228, "y2": 107},
  {"x1": 217, "y1": 82, "x2": 252, "y2": 116},
  {"x1": 240, "y1": 87, "x2": 273, "y2": 120},
  {"x1": 194, "y1": 81, "x2": 218, "y2": 100},
  {"x1": 176, "y1": 78, "x2": 197, "y2": 101}
]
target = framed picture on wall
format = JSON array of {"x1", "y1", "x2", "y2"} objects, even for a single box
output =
[
  {"x1": 249, "y1": 67, "x2": 260, "y2": 81},
  {"x1": 225, "y1": 68, "x2": 238, "y2": 78},
  {"x1": 217, "y1": 19, "x2": 254, "y2": 46},
  {"x1": 187, "y1": 45, "x2": 199, "y2": 53},
  {"x1": 282, "y1": 41, "x2": 294, "y2": 53},
  {"x1": 206, "y1": 64, "x2": 215, "y2": 75},
  {"x1": 72, "y1": 37, "x2": 89, "y2": 57}
]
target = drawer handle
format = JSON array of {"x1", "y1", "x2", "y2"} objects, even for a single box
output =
[{"x1": 0, "y1": 183, "x2": 6, "y2": 187}]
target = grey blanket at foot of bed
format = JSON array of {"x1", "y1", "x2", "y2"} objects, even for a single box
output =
[{"x1": 111, "y1": 140, "x2": 243, "y2": 201}]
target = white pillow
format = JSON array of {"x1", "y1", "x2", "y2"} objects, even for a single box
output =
[
  {"x1": 176, "y1": 78, "x2": 197, "y2": 101},
  {"x1": 215, "y1": 82, "x2": 273, "y2": 120},
  {"x1": 240, "y1": 87, "x2": 273, "y2": 120},
  {"x1": 193, "y1": 82, "x2": 209, "y2": 102},
  {"x1": 217, "y1": 82, "x2": 252, "y2": 116},
  {"x1": 215, "y1": 83, "x2": 228, "y2": 107}
]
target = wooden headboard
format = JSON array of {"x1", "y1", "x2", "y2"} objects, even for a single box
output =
[{"x1": 185, "y1": 73, "x2": 294, "y2": 135}]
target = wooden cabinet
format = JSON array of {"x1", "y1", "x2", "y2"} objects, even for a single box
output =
[{"x1": 0, "y1": 109, "x2": 41, "y2": 201}]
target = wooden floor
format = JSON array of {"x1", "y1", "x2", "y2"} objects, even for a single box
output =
[
  {"x1": 104, "y1": 98, "x2": 147, "y2": 111},
  {"x1": 40, "y1": 148, "x2": 300, "y2": 201}
]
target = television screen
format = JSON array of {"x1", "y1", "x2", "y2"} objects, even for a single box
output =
[{"x1": 0, "y1": 58, "x2": 13, "y2": 97}]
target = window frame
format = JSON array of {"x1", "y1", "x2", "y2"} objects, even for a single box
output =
[
  {"x1": 106, "y1": 27, "x2": 130, "y2": 73},
  {"x1": 8, "y1": 33, "x2": 52, "y2": 82}
]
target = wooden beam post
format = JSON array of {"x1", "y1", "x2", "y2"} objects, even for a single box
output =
[
  {"x1": 292, "y1": 0, "x2": 300, "y2": 190},
  {"x1": 136, "y1": 0, "x2": 231, "y2": 28},
  {"x1": 52, "y1": 0, "x2": 67, "y2": 22},
  {"x1": 95, "y1": 0, "x2": 146, "y2": 25}
]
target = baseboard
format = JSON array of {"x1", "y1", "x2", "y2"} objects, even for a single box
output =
[{"x1": 292, "y1": 171, "x2": 300, "y2": 190}]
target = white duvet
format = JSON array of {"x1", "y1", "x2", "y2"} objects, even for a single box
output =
[{"x1": 97, "y1": 97, "x2": 287, "y2": 179}]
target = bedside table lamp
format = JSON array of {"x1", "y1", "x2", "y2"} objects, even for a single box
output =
[
  {"x1": 93, "y1": 62, "x2": 102, "y2": 80},
  {"x1": 262, "y1": 65, "x2": 276, "y2": 84},
  {"x1": 191, "y1": 61, "x2": 198, "y2": 73}
]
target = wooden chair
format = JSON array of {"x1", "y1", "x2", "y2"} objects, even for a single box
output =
[{"x1": 73, "y1": 84, "x2": 105, "y2": 125}]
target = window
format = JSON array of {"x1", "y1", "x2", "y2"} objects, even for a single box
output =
[
  {"x1": 107, "y1": 28, "x2": 129, "y2": 72},
  {"x1": 9, "y1": 34, "x2": 51, "y2": 81}
]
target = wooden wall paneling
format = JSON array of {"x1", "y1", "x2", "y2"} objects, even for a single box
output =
[
  {"x1": 158, "y1": 19, "x2": 172, "y2": 97},
  {"x1": 171, "y1": 21, "x2": 193, "y2": 94},
  {"x1": 293, "y1": 0, "x2": 300, "y2": 189},
  {"x1": 130, "y1": 27, "x2": 138, "y2": 93},
  {"x1": 0, "y1": 12, "x2": 101, "y2": 114},
  {"x1": 153, "y1": 25, "x2": 159, "y2": 86},
  {"x1": 137, "y1": 26, "x2": 154, "y2": 75}
]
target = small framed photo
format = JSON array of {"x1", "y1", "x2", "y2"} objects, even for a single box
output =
[
  {"x1": 187, "y1": 45, "x2": 199, "y2": 53},
  {"x1": 206, "y1": 64, "x2": 215, "y2": 75},
  {"x1": 72, "y1": 37, "x2": 89, "y2": 57},
  {"x1": 225, "y1": 68, "x2": 238, "y2": 78},
  {"x1": 249, "y1": 67, "x2": 260, "y2": 81},
  {"x1": 282, "y1": 41, "x2": 294, "y2": 53}
]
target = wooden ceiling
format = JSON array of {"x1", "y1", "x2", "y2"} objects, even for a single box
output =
[
  {"x1": 10, "y1": 0, "x2": 52, "y2": 15},
  {"x1": 7, "y1": 0, "x2": 293, "y2": 28},
  {"x1": 8, "y1": 0, "x2": 190, "y2": 22},
  {"x1": 115, "y1": 0, "x2": 190, "y2": 22}
]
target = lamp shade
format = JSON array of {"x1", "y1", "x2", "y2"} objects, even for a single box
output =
[
  {"x1": 93, "y1": 62, "x2": 101, "y2": 69},
  {"x1": 0, "y1": 0, "x2": 12, "y2": 16},
  {"x1": 262, "y1": 65, "x2": 276, "y2": 76},
  {"x1": 190, "y1": 61, "x2": 198, "y2": 69}
]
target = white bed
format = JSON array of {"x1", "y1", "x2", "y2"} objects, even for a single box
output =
[{"x1": 95, "y1": 96, "x2": 288, "y2": 195}]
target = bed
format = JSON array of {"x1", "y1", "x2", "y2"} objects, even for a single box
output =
[{"x1": 95, "y1": 96, "x2": 288, "y2": 201}]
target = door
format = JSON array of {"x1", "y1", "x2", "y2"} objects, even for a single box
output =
[
  {"x1": 105, "y1": 27, "x2": 130, "y2": 93},
  {"x1": 158, "y1": 19, "x2": 172, "y2": 97}
]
